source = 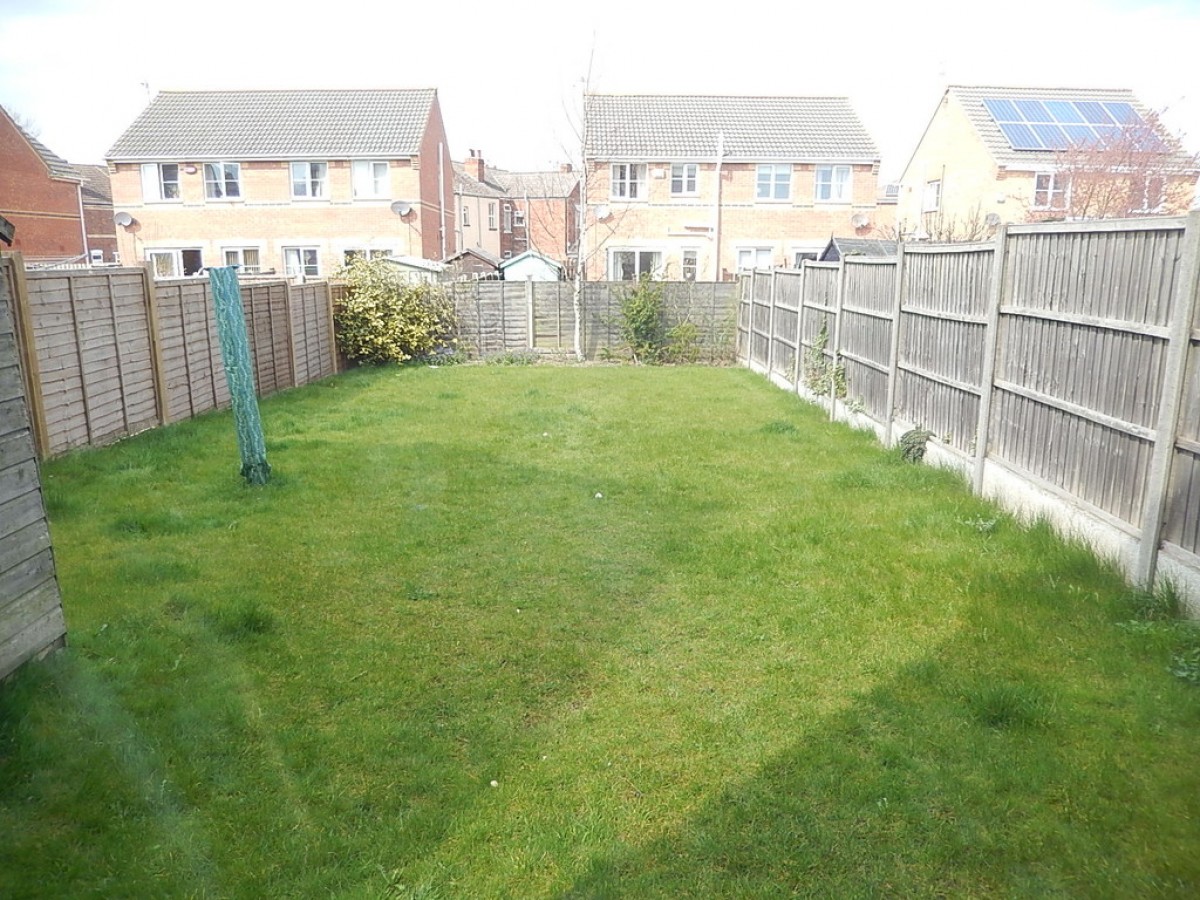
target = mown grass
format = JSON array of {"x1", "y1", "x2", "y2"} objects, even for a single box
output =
[{"x1": 2, "y1": 364, "x2": 1199, "y2": 898}]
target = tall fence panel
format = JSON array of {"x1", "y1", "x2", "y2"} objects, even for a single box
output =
[
  {"x1": 450, "y1": 280, "x2": 739, "y2": 361},
  {"x1": 896, "y1": 245, "x2": 993, "y2": 453},
  {"x1": 840, "y1": 260, "x2": 896, "y2": 421},
  {"x1": 26, "y1": 268, "x2": 160, "y2": 455},
  {"x1": 154, "y1": 277, "x2": 229, "y2": 422},
  {"x1": 5, "y1": 260, "x2": 337, "y2": 458},
  {"x1": 737, "y1": 214, "x2": 1200, "y2": 611},
  {"x1": 0, "y1": 257, "x2": 66, "y2": 680}
]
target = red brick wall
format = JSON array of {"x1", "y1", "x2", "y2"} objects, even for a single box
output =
[
  {"x1": 0, "y1": 111, "x2": 83, "y2": 258},
  {"x1": 418, "y1": 96, "x2": 456, "y2": 260}
]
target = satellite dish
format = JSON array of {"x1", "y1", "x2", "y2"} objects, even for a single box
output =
[
  {"x1": 113, "y1": 211, "x2": 134, "y2": 227},
  {"x1": 850, "y1": 213, "x2": 870, "y2": 229},
  {"x1": 594, "y1": 204, "x2": 611, "y2": 221},
  {"x1": 984, "y1": 212, "x2": 1002, "y2": 227},
  {"x1": 390, "y1": 200, "x2": 413, "y2": 217}
]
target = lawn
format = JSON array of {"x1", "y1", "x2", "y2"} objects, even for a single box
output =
[{"x1": 2, "y1": 363, "x2": 1199, "y2": 898}]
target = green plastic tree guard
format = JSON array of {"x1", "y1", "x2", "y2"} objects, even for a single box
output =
[{"x1": 208, "y1": 266, "x2": 271, "y2": 484}]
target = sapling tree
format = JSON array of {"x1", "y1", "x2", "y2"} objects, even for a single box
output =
[{"x1": 1025, "y1": 109, "x2": 1198, "y2": 222}]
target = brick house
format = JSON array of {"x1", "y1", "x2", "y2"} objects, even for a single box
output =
[
  {"x1": 106, "y1": 89, "x2": 456, "y2": 278},
  {"x1": 454, "y1": 151, "x2": 580, "y2": 270},
  {"x1": 72, "y1": 164, "x2": 118, "y2": 264},
  {"x1": 0, "y1": 105, "x2": 85, "y2": 262},
  {"x1": 582, "y1": 94, "x2": 881, "y2": 281},
  {"x1": 895, "y1": 86, "x2": 1199, "y2": 238}
]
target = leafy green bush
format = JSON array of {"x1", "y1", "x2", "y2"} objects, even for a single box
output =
[
  {"x1": 618, "y1": 275, "x2": 669, "y2": 364},
  {"x1": 334, "y1": 257, "x2": 457, "y2": 364}
]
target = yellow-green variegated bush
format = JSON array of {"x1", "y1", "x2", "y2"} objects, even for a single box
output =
[{"x1": 333, "y1": 256, "x2": 457, "y2": 364}]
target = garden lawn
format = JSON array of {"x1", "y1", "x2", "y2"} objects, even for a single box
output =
[{"x1": 2, "y1": 364, "x2": 1199, "y2": 898}]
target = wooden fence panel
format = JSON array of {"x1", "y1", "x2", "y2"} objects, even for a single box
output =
[
  {"x1": 289, "y1": 282, "x2": 335, "y2": 386},
  {"x1": 0, "y1": 257, "x2": 66, "y2": 680},
  {"x1": 155, "y1": 279, "x2": 227, "y2": 421},
  {"x1": 841, "y1": 261, "x2": 896, "y2": 419},
  {"x1": 1163, "y1": 244, "x2": 1200, "y2": 559}
]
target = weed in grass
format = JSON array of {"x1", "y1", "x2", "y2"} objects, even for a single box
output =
[
  {"x1": 964, "y1": 681, "x2": 1053, "y2": 730},
  {"x1": 1170, "y1": 640, "x2": 1200, "y2": 686},
  {"x1": 204, "y1": 599, "x2": 276, "y2": 641},
  {"x1": 486, "y1": 349, "x2": 540, "y2": 366},
  {"x1": 759, "y1": 420, "x2": 799, "y2": 435}
]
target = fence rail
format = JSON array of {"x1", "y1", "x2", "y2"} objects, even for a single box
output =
[{"x1": 738, "y1": 213, "x2": 1200, "y2": 612}]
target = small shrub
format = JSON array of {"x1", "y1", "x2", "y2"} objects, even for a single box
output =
[
  {"x1": 899, "y1": 427, "x2": 934, "y2": 463},
  {"x1": 617, "y1": 275, "x2": 669, "y2": 364},
  {"x1": 485, "y1": 350, "x2": 540, "y2": 366},
  {"x1": 802, "y1": 319, "x2": 847, "y2": 397},
  {"x1": 334, "y1": 257, "x2": 457, "y2": 364}
]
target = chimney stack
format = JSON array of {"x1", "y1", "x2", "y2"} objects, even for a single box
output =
[{"x1": 464, "y1": 149, "x2": 486, "y2": 183}]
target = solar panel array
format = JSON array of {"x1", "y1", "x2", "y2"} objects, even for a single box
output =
[{"x1": 982, "y1": 97, "x2": 1167, "y2": 153}]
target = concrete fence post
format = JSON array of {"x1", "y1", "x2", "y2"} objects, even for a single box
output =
[
  {"x1": 973, "y1": 224, "x2": 1010, "y2": 493},
  {"x1": 883, "y1": 243, "x2": 907, "y2": 446},
  {"x1": 1137, "y1": 210, "x2": 1200, "y2": 587}
]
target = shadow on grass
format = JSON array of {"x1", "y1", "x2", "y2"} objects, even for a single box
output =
[{"x1": 559, "y1": 559, "x2": 1200, "y2": 898}]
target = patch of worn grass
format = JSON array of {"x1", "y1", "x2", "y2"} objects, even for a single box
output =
[{"x1": 2, "y1": 365, "x2": 1198, "y2": 898}]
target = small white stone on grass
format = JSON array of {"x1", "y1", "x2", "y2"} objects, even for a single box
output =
[
  {"x1": 595, "y1": 492, "x2": 604, "y2": 499},
  {"x1": 489, "y1": 780, "x2": 499, "y2": 788}
]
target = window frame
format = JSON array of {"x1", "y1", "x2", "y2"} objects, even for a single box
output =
[
  {"x1": 671, "y1": 163, "x2": 699, "y2": 196},
  {"x1": 922, "y1": 179, "x2": 942, "y2": 213},
  {"x1": 815, "y1": 165, "x2": 852, "y2": 203},
  {"x1": 351, "y1": 160, "x2": 390, "y2": 200},
  {"x1": 290, "y1": 161, "x2": 329, "y2": 200},
  {"x1": 488, "y1": 202, "x2": 497, "y2": 230},
  {"x1": 755, "y1": 164, "x2": 791, "y2": 202},
  {"x1": 203, "y1": 161, "x2": 242, "y2": 200},
  {"x1": 462, "y1": 205, "x2": 470, "y2": 228},
  {"x1": 681, "y1": 248, "x2": 699, "y2": 282},
  {"x1": 222, "y1": 246, "x2": 262, "y2": 274},
  {"x1": 611, "y1": 163, "x2": 647, "y2": 201},
  {"x1": 147, "y1": 247, "x2": 203, "y2": 278},
  {"x1": 608, "y1": 247, "x2": 663, "y2": 281},
  {"x1": 141, "y1": 163, "x2": 181, "y2": 202},
  {"x1": 1033, "y1": 171, "x2": 1068, "y2": 210},
  {"x1": 283, "y1": 246, "x2": 321, "y2": 278},
  {"x1": 736, "y1": 246, "x2": 774, "y2": 271}
]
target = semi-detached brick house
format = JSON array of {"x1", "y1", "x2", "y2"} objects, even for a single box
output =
[
  {"x1": 582, "y1": 94, "x2": 881, "y2": 281},
  {"x1": 0, "y1": 105, "x2": 85, "y2": 262},
  {"x1": 106, "y1": 89, "x2": 456, "y2": 279}
]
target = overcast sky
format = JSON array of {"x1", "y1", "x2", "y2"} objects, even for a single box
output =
[{"x1": 1, "y1": 0, "x2": 1196, "y2": 181}]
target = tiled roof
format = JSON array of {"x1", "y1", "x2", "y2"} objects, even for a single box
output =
[
  {"x1": 106, "y1": 89, "x2": 437, "y2": 160},
  {"x1": 447, "y1": 246, "x2": 502, "y2": 266},
  {"x1": 492, "y1": 169, "x2": 579, "y2": 197},
  {"x1": 3, "y1": 106, "x2": 78, "y2": 180},
  {"x1": 584, "y1": 94, "x2": 878, "y2": 161},
  {"x1": 72, "y1": 164, "x2": 113, "y2": 205},
  {"x1": 948, "y1": 85, "x2": 1151, "y2": 170},
  {"x1": 453, "y1": 163, "x2": 508, "y2": 198}
]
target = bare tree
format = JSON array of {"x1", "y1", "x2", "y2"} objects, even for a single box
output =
[
  {"x1": 884, "y1": 203, "x2": 996, "y2": 243},
  {"x1": 1025, "y1": 110, "x2": 1198, "y2": 222}
]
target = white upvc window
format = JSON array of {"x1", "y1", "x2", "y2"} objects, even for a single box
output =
[
  {"x1": 671, "y1": 163, "x2": 698, "y2": 196},
  {"x1": 503, "y1": 203, "x2": 513, "y2": 233},
  {"x1": 148, "y1": 248, "x2": 203, "y2": 278},
  {"x1": 609, "y1": 248, "x2": 662, "y2": 280},
  {"x1": 283, "y1": 247, "x2": 320, "y2": 277},
  {"x1": 488, "y1": 202, "x2": 497, "y2": 230},
  {"x1": 756, "y1": 164, "x2": 791, "y2": 201},
  {"x1": 1033, "y1": 172, "x2": 1068, "y2": 210},
  {"x1": 462, "y1": 205, "x2": 470, "y2": 227},
  {"x1": 737, "y1": 246, "x2": 774, "y2": 271},
  {"x1": 89, "y1": 249, "x2": 105, "y2": 264},
  {"x1": 204, "y1": 162, "x2": 241, "y2": 200},
  {"x1": 140, "y1": 163, "x2": 181, "y2": 202},
  {"x1": 290, "y1": 162, "x2": 328, "y2": 199},
  {"x1": 815, "y1": 165, "x2": 852, "y2": 203},
  {"x1": 223, "y1": 247, "x2": 261, "y2": 273},
  {"x1": 611, "y1": 163, "x2": 647, "y2": 200},
  {"x1": 342, "y1": 248, "x2": 393, "y2": 264},
  {"x1": 922, "y1": 179, "x2": 941, "y2": 213},
  {"x1": 792, "y1": 250, "x2": 819, "y2": 267},
  {"x1": 513, "y1": 207, "x2": 525, "y2": 228},
  {"x1": 681, "y1": 249, "x2": 698, "y2": 282},
  {"x1": 352, "y1": 160, "x2": 389, "y2": 199}
]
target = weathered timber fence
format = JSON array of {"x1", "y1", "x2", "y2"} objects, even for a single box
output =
[
  {"x1": 738, "y1": 213, "x2": 1200, "y2": 612},
  {"x1": 449, "y1": 280, "x2": 739, "y2": 361},
  {"x1": 0, "y1": 257, "x2": 66, "y2": 680},
  {"x1": 3, "y1": 255, "x2": 339, "y2": 459}
]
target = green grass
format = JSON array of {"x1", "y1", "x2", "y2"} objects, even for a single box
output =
[{"x1": 3, "y1": 364, "x2": 1199, "y2": 898}]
